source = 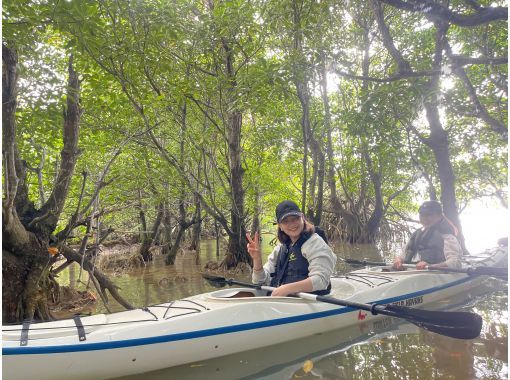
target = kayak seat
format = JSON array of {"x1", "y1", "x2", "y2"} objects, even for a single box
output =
[
  {"x1": 228, "y1": 291, "x2": 256, "y2": 298},
  {"x1": 208, "y1": 288, "x2": 268, "y2": 299}
]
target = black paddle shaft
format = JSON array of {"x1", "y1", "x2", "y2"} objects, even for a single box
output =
[
  {"x1": 344, "y1": 258, "x2": 507, "y2": 279},
  {"x1": 315, "y1": 294, "x2": 388, "y2": 315},
  {"x1": 344, "y1": 258, "x2": 390, "y2": 266}
]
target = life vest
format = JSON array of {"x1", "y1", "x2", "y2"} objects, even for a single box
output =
[
  {"x1": 404, "y1": 217, "x2": 457, "y2": 264},
  {"x1": 270, "y1": 232, "x2": 331, "y2": 295}
]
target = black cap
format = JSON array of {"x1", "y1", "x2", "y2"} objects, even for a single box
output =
[
  {"x1": 418, "y1": 200, "x2": 443, "y2": 215},
  {"x1": 275, "y1": 200, "x2": 302, "y2": 223}
]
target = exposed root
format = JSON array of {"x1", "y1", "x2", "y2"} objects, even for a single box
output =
[
  {"x1": 97, "y1": 251, "x2": 145, "y2": 276},
  {"x1": 49, "y1": 286, "x2": 97, "y2": 319}
]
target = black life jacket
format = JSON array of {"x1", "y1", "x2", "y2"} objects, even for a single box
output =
[
  {"x1": 404, "y1": 217, "x2": 457, "y2": 264},
  {"x1": 270, "y1": 231, "x2": 331, "y2": 295}
]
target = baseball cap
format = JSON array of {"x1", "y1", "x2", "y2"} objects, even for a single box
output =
[{"x1": 275, "y1": 200, "x2": 303, "y2": 224}]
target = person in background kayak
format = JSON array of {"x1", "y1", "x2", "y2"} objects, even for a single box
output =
[
  {"x1": 247, "y1": 200, "x2": 337, "y2": 297},
  {"x1": 393, "y1": 200, "x2": 462, "y2": 270}
]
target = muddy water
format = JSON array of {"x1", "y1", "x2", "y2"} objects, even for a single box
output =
[{"x1": 59, "y1": 238, "x2": 507, "y2": 379}]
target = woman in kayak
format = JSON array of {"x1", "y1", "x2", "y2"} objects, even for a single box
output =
[
  {"x1": 247, "y1": 200, "x2": 337, "y2": 297},
  {"x1": 393, "y1": 200, "x2": 462, "y2": 270}
]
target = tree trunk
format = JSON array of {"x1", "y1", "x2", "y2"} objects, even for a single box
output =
[
  {"x1": 221, "y1": 36, "x2": 249, "y2": 267},
  {"x1": 307, "y1": 147, "x2": 318, "y2": 220},
  {"x1": 160, "y1": 202, "x2": 173, "y2": 256},
  {"x1": 2, "y1": 47, "x2": 83, "y2": 322},
  {"x1": 165, "y1": 200, "x2": 198, "y2": 265},
  {"x1": 313, "y1": 141, "x2": 325, "y2": 226},
  {"x1": 165, "y1": 225, "x2": 185, "y2": 265},
  {"x1": 320, "y1": 55, "x2": 345, "y2": 238},
  {"x1": 305, "y1": 137, "x2": 325, "y2": 226},
  {"x1": 139, "y1": 203, "x2": 164, "y2": 262},
  {"x1": 226, "y1": 109, "x2": 248, "y2": 264},
  {"x1": 189, "y1": 193, "x2": 202, "y2": 265},
  {"x1": 215, "y1": 220, "x2": 220, "y2": 259},
  {"x1": 357, "y1": 25, "x2": 385, "y2": 243},
  {"x1": 251, "y1": 189, "x2": 262, "y2": 236},
  {"x1": 137, "y1": 191, "x2": 148, "y2": 246},
  {"x1": 3, "y1": 245, "x2": 53, "y2": 323},
  {"x1": 292, "y1": 0, "x2": 310, "y2": 212},
  {"x1": 359, "y1": 147, "x2": 384, "y2": 243},
  {"x1": 422, "y1": 23, "x2": 466, "y2": 251}
]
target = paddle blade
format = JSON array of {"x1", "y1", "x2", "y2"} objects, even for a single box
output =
[
  {"x1": 382, "y1": 305, "x2": 483, "y2": 340},
  {"x1": 202, "y1": 274, "x2": 229, "y2": 288}
]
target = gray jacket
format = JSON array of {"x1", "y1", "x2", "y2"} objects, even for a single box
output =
[{"x1": 252, "y1": 233, "x2": 337, "y2": 292}]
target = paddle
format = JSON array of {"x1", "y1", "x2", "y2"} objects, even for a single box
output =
[
  {"x1": 342, "y1": 258, "x2": 394, "y2": 266},
  {"x1": 403, "y1": 264, "x2": 508, "y2": 278},
  {"x1": 343, "y1": 258, "x2": 507, "y2": 278},
  {"x1": 202, "y1": 274, "x2": 482, "y2": 340}
]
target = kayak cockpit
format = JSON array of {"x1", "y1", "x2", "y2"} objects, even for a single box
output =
[
  {"x1": 207, "y1": 280, "x2": 358, "y2": 301},
  {"x1": 207, "y1": 288, "x2": 269, "y2": 299}
]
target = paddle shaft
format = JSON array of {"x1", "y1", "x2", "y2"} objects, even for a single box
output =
[
  {"x1": 402, "y1": 264, "x2": 507, "y2": 278},
  {"x1": 219, "y1": 278, "x2": 458, "y2": 322},
  {"x1": 343, "y1": 258, "x2": 507, "y2": 278},
  {"x1": 343, "y1": 258, "x2": 391, "y2": 266}
]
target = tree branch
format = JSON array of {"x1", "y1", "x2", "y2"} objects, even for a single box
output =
[
  {"x1": 377, "y1": 0, "x2": 507, "y2": 27},
  {"x1": 450, "y1": 55, "x2": 507, "y2": 67},
  {"x1": 148, "y1": 130, "x2": 233, "y2": 236},
  {"x1": 333, "y1": 68, "x2": 437, "y2": 83},
  {"x1": 60, "y1": 245, "x2": 134, "y2": 310},
  {"x1": 37, "y1": 55, "x2": 82, "y2": 233},
  {"x1": 371, "y1": 0, "x2": 413, "y2": 73},
  {"x1": 445, "y1": 42, "x2": 508, "y2": 140}
]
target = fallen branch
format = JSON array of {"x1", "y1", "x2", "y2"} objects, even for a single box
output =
[{"x1": 60, "y1": 245, "x2": 134, "y2": 310}]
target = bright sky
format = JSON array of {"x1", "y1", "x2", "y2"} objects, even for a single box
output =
[{"x1": 459, "y1": 199, "x2": 508, "y2": 254}]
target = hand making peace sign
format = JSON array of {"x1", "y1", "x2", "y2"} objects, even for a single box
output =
[{"x1": 246, "y1": 231, "x2": 261, "y2": 260}]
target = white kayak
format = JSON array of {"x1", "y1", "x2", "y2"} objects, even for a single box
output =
[{"x1": 3, "y1": 246, "x2": 507, "y2": 380}]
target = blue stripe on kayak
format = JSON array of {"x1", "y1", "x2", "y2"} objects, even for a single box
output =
[{"x1": 3, "y1": 275, "x2": 473, "y2": 355}]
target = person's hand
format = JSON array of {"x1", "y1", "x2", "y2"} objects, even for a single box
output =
[
  {"x1": 246, "y1": 232, "x2": 263, "y2": 272},
  {"x1": 416, "y1": 261, "x2": 428, "y2": 270},
  {"x1": 393, "y1": 257, "x2": 404, "y2": 270},
  {"x1": 246, "y1": 232, "x2": 261, "y2": 260},
  {"x1": 271, "y1": 284, "x2": 292, "y2": 297}
]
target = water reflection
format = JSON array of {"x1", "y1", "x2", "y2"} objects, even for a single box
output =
[{"x1": 56, "y1": 239, "x2": 507, "y2": 379}]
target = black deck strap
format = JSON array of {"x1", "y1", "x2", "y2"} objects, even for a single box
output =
[
  {"x1": 20, "y1": 320, "x2": 30, "y2": 346},
  {"x1": 180, "y1": 299, "x2": 209, "y2": 310},
  {"x1": 73, "y1": 314, "x2": 86, "y2": 342},
  {"x1": 163, "y1": 301, "x2": 175, "y2": 319},
  {"x1": 142, "y1": 307, "x2": 159, "y2": 320}
]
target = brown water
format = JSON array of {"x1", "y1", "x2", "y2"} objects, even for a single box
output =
[{"x1": 59, "y1": 238, "x2": 508, "y2": 380}]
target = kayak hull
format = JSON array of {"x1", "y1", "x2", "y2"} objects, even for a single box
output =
[{"x1": 3, "y1": 246, "x2": 506, "y2": 380}]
